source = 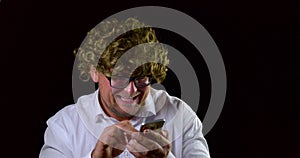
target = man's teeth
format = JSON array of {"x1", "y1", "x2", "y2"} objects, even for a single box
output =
[
  {"x1": 121, "y1": 97, "x2": 133, "y2": 99},
  {"x1": 120, "y1": 96, "x2": 135, "y2": 101},
  {"x1": 118, "y1": 93, "x2": 140, "y2": 101}
]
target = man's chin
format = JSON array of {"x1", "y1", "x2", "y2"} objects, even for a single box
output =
[
  {"x1": 114, "y1": 104, "x2": 141, "y2": 116},
  {"x1": 114, "y1": 95, "x2": 144, "y2": 116},
  {"x1": 118, "y1": 104, "x2": 141, "y2": 116}
]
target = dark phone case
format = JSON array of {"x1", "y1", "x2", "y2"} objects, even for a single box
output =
[{"x1": 140, "y1": 119, "x2": 165, "y2": 132}]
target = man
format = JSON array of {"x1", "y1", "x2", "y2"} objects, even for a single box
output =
[{"x1": 39, "y1": 17, "x2": 210, "y2": 158}]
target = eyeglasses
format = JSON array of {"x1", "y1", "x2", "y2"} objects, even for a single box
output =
[{"x1": 105, "y1": 76, "x2": 152, "y2": 89}]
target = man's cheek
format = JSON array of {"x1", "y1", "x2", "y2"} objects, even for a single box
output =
[{"x1": 139, "y1": 89, "x2": 149, "y2": 104}]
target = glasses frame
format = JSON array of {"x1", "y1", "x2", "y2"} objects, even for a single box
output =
[{"x1": 105, "y1": 76, "x2": 152, "y2": 89}]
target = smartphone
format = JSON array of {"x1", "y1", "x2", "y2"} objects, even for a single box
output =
[{"x1": 140, "y1": 119, "x2": 165, "y2": 132}]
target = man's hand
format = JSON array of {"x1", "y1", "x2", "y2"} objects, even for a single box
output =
[
  {"x1": 91, "y1": 120, "x2": 137, "y2": 158},
  {"x1": 126, "y1": 129, "x2": 171, "y2": 158}
]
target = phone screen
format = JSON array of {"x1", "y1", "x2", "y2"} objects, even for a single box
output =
[{"x1": 140, "y1": 119, "x2": 165, "y2": 132}]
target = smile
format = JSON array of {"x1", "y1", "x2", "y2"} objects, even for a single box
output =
[
  {"x1": 120, "y1": 96, "x2": 135, "y2": 101},
  {"x1": 118, "y1": 95, "x2": 139, "y2": 101},
  {"x1": 116, "y1": 91, "x2": 141, "y2": 100}
]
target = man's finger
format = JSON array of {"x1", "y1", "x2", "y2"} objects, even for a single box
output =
[
  {"x1": 116, "y1": 120, "x2": 138, "y2": 133},
  {"x1": 127, "y1": 138, "x2": 166, "y2": 157},
  {"x1": 131, "y1": 132, "x2": 163, "y2": 151},
  {"x1": 143, "y1": 129, "x2": 170, "y2": 147},
  {"x1": 99, "y1": 126, "x2": 127, "y2": 150},
  {"x1": 127, "y1": 139, "x2": 149, "y2": 153}
]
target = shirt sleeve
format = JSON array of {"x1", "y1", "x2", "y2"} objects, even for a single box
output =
[
  {"x1": 39, "y1": 121, "x2": 73, "y2": 158},
  {"x1": 39, "y1": 120, "x2": 96, "y2": 158},
  {"x1": 182, "y1": 116, "x2": 211, "y2": 158}
]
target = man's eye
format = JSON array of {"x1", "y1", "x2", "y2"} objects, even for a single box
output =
[{"x1": 136, "y1": 77, "x2": 148, "y2": 82}]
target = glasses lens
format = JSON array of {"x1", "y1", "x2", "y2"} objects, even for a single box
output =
[
  {"x1": 111, "y1": 76, "x2": 128, "y2": 88},
  {"x1": 134, "y1": 77, "x2": 150, "y2": 88},
  {"x1": 110, "y1": 76, "x2": 151, "y2": 89}
]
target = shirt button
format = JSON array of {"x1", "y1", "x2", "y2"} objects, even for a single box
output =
[{"x1": 125, "y1": 150, "x2": 129, "y2": 157}]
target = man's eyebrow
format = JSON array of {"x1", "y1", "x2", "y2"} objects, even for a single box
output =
[{"x1": 111, "y1": 74, "x2": 131, "y2": 77}]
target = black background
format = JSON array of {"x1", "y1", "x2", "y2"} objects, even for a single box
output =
[{"x1": 1, "y1": 0, "x2": 298, "y2": 157}]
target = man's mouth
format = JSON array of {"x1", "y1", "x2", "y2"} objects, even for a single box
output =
[
  {"x1": 116, "y1": 92, "x2": 141, "y2": 103},
  {"x1": 120, "y1": 96, "x2": 137, "y2": 101}
]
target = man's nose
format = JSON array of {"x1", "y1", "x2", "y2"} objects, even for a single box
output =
[{"x1": 123, "y1": 81, "x2": 137, "y2": 94}]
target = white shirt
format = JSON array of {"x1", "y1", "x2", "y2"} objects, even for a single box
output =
[{"x1": 39, "y1": 88, "x2": 210, "y2": 158}]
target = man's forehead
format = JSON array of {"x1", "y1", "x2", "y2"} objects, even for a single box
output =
[
  {"x1": 112, "y1": 72, "x2": 130, "y2": 77},
  {"x1": 111, "y1": 68, "x2": 134, "y2": 76},
  {"x1": 111, "y1": 68, "x2": 146, "y2": 77}
]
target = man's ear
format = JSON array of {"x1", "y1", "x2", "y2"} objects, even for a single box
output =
[{"x1": 90, "y1": 65, "x2": 99, "y2": 83}]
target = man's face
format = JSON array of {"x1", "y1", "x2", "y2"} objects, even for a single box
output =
[{"x1": 97, "y1": 72, "x2": 150, "y2": 120}]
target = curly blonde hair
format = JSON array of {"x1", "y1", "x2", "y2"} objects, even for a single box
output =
[{"x1": 75, "y1": 17, "x2": 169, "y2": 83}]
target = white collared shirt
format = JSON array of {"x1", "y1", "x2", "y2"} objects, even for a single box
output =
[{"x1": 39, "y1": 88, "x2": 210, "y2": 158}]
